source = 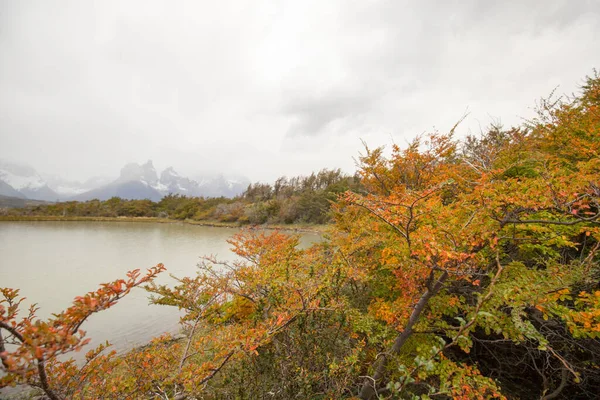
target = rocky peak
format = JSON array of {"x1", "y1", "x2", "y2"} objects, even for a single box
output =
[
  {"x1": 159, "y1": 166, "x2": 180, "y2": 183},
  {"x1": 119, "y1": 160, "x2": 158, "y2": 185}
]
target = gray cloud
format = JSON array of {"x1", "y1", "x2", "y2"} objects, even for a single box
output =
[
  {"x1": 1, "y1": 0, "x2": 599, "y2": 183},
  {"x1": 283, "y1": 87, "x2": 375, "y2": 137}
]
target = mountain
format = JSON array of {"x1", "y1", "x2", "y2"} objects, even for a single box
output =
[
  {"x1": 72, "y1": 180, "x2": 164, "y2": 202},
  {"x1": 160, "y1": 167, "x2": 197, "y2": 195},
  {"x1": 42, "y1": 174, "x2": 111, "y2": 199},
  {"x1": 0, "y1": 194, "x2": 52, "y2": 208},
  {"x1": 73, "y1": 161, "x2": 163, "y2": 201},
  {"x1": 0, "y1": 180, "x2": 25, "y2": 198},
  {"x1": 73, "y1": 161, "x2": 250, "y2": 201},
  {"x1": 161, "y1": 168, "x2": 250, "y2": 198},
  {"x1": 0, "y1": 159, "x2": 249, "y2": 202},
  {"x1": 118, "y1": 160, "x2": 160, "y2": 186},
  {"x1": 0, "y1": 160, "x2": 111, "y2": 201},
  {"x1": 192, "y1": 173, "x2": 250, "y2": 198},
  {"x1": 0, "y1": 161, "x2": 59, "y2": 201},
  {"x1": 0, "y1": 194, "x2": 27, "y2": 208}
]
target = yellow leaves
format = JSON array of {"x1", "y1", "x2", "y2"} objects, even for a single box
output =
[
  {"x1": 380, "y1": 247, "x2": 399, "y2": 266},
  {"x1": 224, "y1": 297, "x2": 256, "y2": 321},
  {"x1": 369, "y1": 299, "x2": 395, "y2": 326},
  {"x1": 564, "y1": 290, "x2": 600, "y2": 337},
  {"x1": 368, "y1": 297, "x2": 413, "y2": 330},
  {"x1": 545, "y1": 288, "x2": 573, "y2": 303}
]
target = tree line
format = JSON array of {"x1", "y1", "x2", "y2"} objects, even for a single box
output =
[{"x1": 1, "y1": 168, "x2": 362, "y2": 225}]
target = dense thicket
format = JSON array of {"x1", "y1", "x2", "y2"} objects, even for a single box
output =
[
  {"x1": 1, "y1": 72, "x2": 599, "y2": 399},
  {"x1": 0, "y1": 168, "x2": 361, "y2": 225}
]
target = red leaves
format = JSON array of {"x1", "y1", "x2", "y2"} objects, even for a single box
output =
[
  {"x1": 0, "y1": 263, "x2": 166, "y2": 397},
  {"x1": 126, "y1": 268, "x2": 140, "y2": 280},
  {"x1": 34, "y1": 346, "x2": 44, "y2": 360},
  {"x1": 275, "y1": 313, "x2": 287, "y2": 327}
]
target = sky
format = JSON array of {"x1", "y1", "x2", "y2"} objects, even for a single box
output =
[{"x1": 1, "y1": 0, "x2": 599, "y2": 183}]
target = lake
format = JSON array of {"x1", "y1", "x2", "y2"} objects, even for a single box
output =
[{"x1": 0, "y1": 221, "x2": 321, "y2": 359}]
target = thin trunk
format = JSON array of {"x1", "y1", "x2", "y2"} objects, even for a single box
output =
[
  {"x1": 1, "y1": 322, "x2": 61, "y2": 400},
  {"x1": 38, "y1": 359, "x2": 61, "y2": 400},
  {"x1": 359, "y1": 271, "x2": 448, "y2": 400},
  {"x1": 179, "y1": 316, "x2": 201, "y2": 373},
  {"x1": 0, "y1": 331, "x2": 9, "y2": 369}
]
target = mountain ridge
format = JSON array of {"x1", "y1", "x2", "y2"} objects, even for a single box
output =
[{"x1": 0, "y1": 159, "x2": 249, "y2": 201}]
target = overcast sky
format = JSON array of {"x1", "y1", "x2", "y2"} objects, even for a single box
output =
[{"x1": 1, "y1": 0, "x2": 599, "y2": 183}]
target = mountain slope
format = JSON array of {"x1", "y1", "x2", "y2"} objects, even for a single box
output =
[
  {"x1": 192, "y1": 173, "x2": 250, "y2": 198},
  {"x1": 0, "y1": 161, "x2": 59, "y2": 201},
  {"x1": 42, "y1": 174, "x2": 111, "y2": 198},
  {"x1": 73, "y1": 180, "x2": 163, "y2": 202},
  {"x1": 73, "y1": 161, "x2": 249, "y2": 201},
  {"x1": 0, "y1": 159, "x2": 249, "y2": 202},
  {"x1": 72, "y1": 161, "x2": 163, "y2": 201},
  {"x1": 0, "y1": 180, "x2": 25, "y2": 198}
]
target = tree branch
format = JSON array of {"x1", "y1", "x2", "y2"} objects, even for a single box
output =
[
  {"x1": 199, "y1": 351, "x2": 235, "y2": 386},
  {"x1": 359, "y1": 270, "x2": 449, "y2": 399},
  {"x1": 542, "y1": 367, "x2": 568, "y2": 400}
]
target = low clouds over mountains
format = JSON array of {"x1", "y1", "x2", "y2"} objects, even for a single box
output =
[{"x1": 0, "y1": 160, "x2": 249, "y2": 202}]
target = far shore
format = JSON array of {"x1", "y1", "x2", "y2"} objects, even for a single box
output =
[{"x1": 0, "y1": 215, "x2": 328, "y2": 234}]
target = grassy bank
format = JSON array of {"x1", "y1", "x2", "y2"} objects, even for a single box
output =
[{"x1": 0, "y1": 215, "x2": 328, "y2": 234}]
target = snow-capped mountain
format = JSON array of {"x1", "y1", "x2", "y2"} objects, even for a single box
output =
[
  {"x1": 0, "y1": 159, "x2": 249, "y2": 202},
  {"x1": 0, "y1": 179, "x2": 25, "y2": 198},
  {"x1": 0, "y1": 161, "x2": 59, "y2": 201},
  {"x1": 73, "y1": 161, "x2": 163, "y2": 201},
  {"x1": 42, "y1": 174, "x2": 111, "y2": 198},
  {"x1": 118, "y1": 161, "x2": 160, "y2": 186},
  {"x1": 72, "y1": 161, "x2": 250, "y2": 201},
  {"x1": 192, "y1": 173, "x2": 250, "y2": 198},
  {"x1": 160, "y1": 167, "x2": 198, "y2": 195}
]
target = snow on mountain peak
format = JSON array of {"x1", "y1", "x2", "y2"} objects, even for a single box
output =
[
  {"x1": 0, "y1": 160, "x2": 46, "y2": 190},
  {"x1": 161, "y1": 166, "x2": 180, "y2": 178},
  {"x1": 0, "y1": 158, "x2": 249, "y2": 201}
]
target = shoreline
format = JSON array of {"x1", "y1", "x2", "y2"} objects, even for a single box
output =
[{"x1": 0, "y1": 215, "x2": 328, "y2": 234}]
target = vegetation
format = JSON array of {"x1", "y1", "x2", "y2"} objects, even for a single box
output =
[
  {"x1": 1, "y1": 72, "x2": 599, "y2": 399},
  {"x1": 0, "y1": 195, "x2": 50, "y2": 209},
  {"x1": 0, "y1": 169, "x2": 361, "y2": 226}
]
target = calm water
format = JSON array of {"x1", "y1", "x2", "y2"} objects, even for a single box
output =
[{"x1": 0, "y1": 221, "x2": 321, "y2": 359}]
